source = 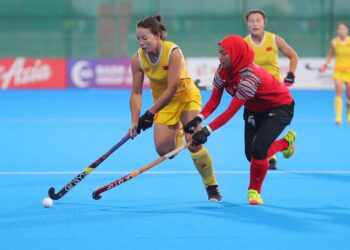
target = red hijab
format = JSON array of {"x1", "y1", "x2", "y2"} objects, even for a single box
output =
[{"x1": 219, "y1": 35, "x2": 255, "y2": 75}]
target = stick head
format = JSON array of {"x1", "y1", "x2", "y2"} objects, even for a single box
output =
[
  {"x1": 48, "y1": 187, "x2": 61, "y2": 200},
  {"x1": 305, "y1": 63, "x2": 311, "y2": 70},
  {"x1": 92, "y1": 191, "x2": 102, "y2": 200}
]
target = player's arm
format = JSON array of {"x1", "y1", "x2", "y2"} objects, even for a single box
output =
[
  {"x1": 276, "y1": 35, "x2": 298, "y2": 84},
  {"x1": 148, "y1": 48, "x2": 182, "y2": 114},
  {"x1": 201, "y1": 86, "x2": 224, "y2": 119},
  {"x1": 276, "y1": 35, "x2": 298, "y2": 73},
  {"x1": 191, "y1": 69, "x2": 258, "y2": 146},
  {"x1": 183, "y1": 86, "x2": 224, "y2": 134},
  {"x1": 207, "y1": 97, "x2": 246, "y2": 132},
  {"x1": 136, "y1": 48, "x2": 181, "y2": 134},
  {"x1": 183, "y1": 68, "x2": 225, "y2": 134},
  {"x1": 191, "y1": 97, "x2": 246, "y2": 146},
  {"x1": 320, "y1": 41, "x2": 335, "y2": 72},
  {"x1": 129, "y1": 53, "x2": 144, "y2": 137}
]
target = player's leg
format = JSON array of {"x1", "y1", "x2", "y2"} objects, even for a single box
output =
[
  {"x1": 153, "y1": 122, "x2": 179, "y2": 156},
  {"x1": 244, "y1": 114, "x2": 256, "y2": 163},
  {"x1": 345, "y1": 82, "x2": 350, "y2": 123},
  {"x1": 334, "y1": 79, "x2": 344, "y2": 124},
  {"x1": 152, "y1": 99, "x2": 186, "y2": 157},
  {"x1": 246, "y1": 103, "x2": 294, "y2": 205},
  {"x1": 180, "y1": 109, "x2": 221, "y2": 202},
  {"x1": 247, "y1": 118, "x2": 287, "y2": 205}
]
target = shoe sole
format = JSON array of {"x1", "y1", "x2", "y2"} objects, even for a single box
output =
[
  {"x1": 208, "y1": 198, "x2": 222, "y2": 202},
  {"x1": 248, "y1": 200, "x2": 263, "y2": 205}
]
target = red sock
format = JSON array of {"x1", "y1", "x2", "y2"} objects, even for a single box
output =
[
  {"x1": 248, "y1": 157, "x2": 268, "y2": 193},
  {"x1": 267, "y1": 138, "x2": 289, "y2": 158}
]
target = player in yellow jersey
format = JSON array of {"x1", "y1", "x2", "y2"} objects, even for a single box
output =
[
  {"x1": 244, "y1": 9, "x2": 298, "y2": 170},
  {"x1": 128, "y1": 14, "x2": 222, "y2": 202},
  {"x1": 320, "y1": 22, "x2": 350, "y2": 124}
]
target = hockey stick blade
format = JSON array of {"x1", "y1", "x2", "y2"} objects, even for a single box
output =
[
  {"x1": 48, "y1": 187, "x2": 61, "y2": 200},
  {"x1": 305, "y1": 63, "x2": 320, "y2": 71},
  {"x1": 92, "y1": 191, "x2": 102, "y2": 200},
  {"x1": 305, "y1": 63, "x2": 313, "y2": 70},
  {"x1": 47, "y1": 133, "x2": 130, "y2": 200}
]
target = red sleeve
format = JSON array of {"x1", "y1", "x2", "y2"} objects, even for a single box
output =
[
  {"x1": 200, "y1": 87, "x2": 224, "y2": 119},
  {"x1": 207, "y1": 97, "x2": 246, "y2": 131}
]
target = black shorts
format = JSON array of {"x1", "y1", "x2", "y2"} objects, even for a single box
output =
[{"x1": 243, "y1": 100, "x2": 295, "y2": 128}]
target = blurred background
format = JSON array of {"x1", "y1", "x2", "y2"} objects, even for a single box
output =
[{"x1": 0, "y1": 0, "x2": 349, "y2": 58}]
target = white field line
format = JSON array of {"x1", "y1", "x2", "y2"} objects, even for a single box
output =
[
  {"x1": 0, "y1": 170, "x2": 350, "y2": 175},
  {"x1": 0, "y1": 118, "x2": 127, "y2": 123},
  {"x1": 0, "y1": 118, "x2": 336, "y2": 124}
]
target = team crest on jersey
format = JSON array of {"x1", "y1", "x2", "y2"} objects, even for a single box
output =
[
  {"x1": 144, "y1": 67, "x2": 150, "y2": 72},
  {"x1": 162, "y1": 65, "x2": 169, "y2": 70},
  {"x1": 266, "y1": 47, "x2": 272, "y2": 52}
]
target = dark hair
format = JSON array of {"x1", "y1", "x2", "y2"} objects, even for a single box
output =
[
  {"x1": 244, "y1": 9, "x2": 267, "y2": 22},
  {"x1": 137, "y1": 13, "x2": 167, "y2": 39},
  {"x1": 337, "y1": 21, "x2": 348, "y2": 29}
]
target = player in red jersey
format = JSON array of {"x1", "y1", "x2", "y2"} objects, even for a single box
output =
[{"x1": 184, "y1": 35, "x2": 296, "y2": 205}]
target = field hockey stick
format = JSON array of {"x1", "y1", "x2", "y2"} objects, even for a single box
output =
[
  {"x1": 305, "y1": 63, "x2": 333, "y2": 71},
  {"x1": 92, "y1": 141, "x2": 191, "y2": 200},
  {"x1": 48, "y1": 132, "x2": 131, "y2": 200},
  {"x1": 194, "y1": 79, "x2": 212, "y2": 90},
  {"x1": 305, "y1": 63, "x2": 320, "y2": 71}
]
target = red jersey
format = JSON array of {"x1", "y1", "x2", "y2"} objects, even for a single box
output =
[
  {"x1": 199, "y1": 35, "x2": 294, "y2": 132},
  {"x1": 215, "y1": 63, "x2": 293, "y2": 112}
]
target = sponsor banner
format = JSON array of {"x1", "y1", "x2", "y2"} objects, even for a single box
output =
[
  {"x1": 279, "y1": 57, "x2": 334, "y2": 90},
  {"x1": 187, "y1": 57, "x2": 335, "y2": 90},
  {"x1": 0, "y1": 58, "x2": 67, "y2": 89},
  {"x1": 69, "y1": 59, "x2": 150, "y2": 88}
]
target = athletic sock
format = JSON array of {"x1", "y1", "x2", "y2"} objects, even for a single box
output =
[
  {"x1": 267, "y1": 139, "x2": 289, "y2": 158},
  {"x1": 191, "y1": 147, "x2": 217, "y2": 187},
  {"x1": 335, "y1": 96, "x2": 343, "y2": 123},
  {"x1": 347, "y1": 99, "x2": 350, "y2": 123},
  {"x1": 248, "y1": 157, "x2": 268, "y2": 193}
]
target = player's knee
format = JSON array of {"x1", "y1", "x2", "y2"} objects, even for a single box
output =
[
  {"x1": 245, "y1": 151, "x2": 251, "y2": 162},
  {"x1": 156, "y1": 145, "x2": 175, "y2": 157},
  {"x1": 251, "y1": 144, "x2": 268, "y2": 160}
]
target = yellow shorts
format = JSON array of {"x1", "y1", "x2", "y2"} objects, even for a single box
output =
[
  {"x1": 333, "y1": 70, "x2": 350, "y2": 83},
  {"x1": 154, "y1": 91, "x2": 202, "y2": 126}
]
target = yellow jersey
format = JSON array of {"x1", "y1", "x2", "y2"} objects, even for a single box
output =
[
  {"x1": 332, "y1": 36, "x2": 350, "y2": 71},
  {"x1": 245, "y1": 31, "x2": 282, "y2": 81},
  {"x1": 138, "y1": 40, "x2": 197, "y2": 103}
]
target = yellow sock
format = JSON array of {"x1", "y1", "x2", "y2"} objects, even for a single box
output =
[
  {"x1": 191, "y1": 147, "x2": 217, "y2": 187},
  {"x1": 335, "y1": 96, "x2": 343, "y2": 123},
  {"x1": 347, "y1": 99, "x2": 350, "y2": 123}
]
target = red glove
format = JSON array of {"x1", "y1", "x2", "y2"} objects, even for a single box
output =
[{"x1": 320, "y1": 64, "x2": 328, "y2": 73}]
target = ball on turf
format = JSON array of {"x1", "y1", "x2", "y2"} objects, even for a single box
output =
[{"x1": 42, "y1": 197, "x2": 53, "y2": 208}]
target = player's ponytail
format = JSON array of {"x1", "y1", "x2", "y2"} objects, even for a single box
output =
[{"x1": 137, "y1": 13, "x2": 167, "y2": 40}]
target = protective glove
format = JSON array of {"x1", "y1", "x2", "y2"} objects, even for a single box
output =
[
  {"x1": 184, "y1": 116, "x2": 202, "y2": 134},
  {"x1": 284, "y1": 72, "x2": 295, "y2": 86},
  {"x1": 136, "y1": 110, "x2": 155, "y2": 133},
  {"x1": 192, "y1": 127, "x2": 210, "y2": 146}
]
